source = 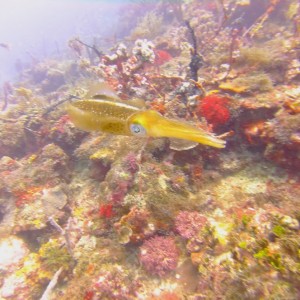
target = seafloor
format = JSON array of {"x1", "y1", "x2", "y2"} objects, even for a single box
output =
[{"x1": 0, "y1": 0, "x2": 300, "y2": 299}]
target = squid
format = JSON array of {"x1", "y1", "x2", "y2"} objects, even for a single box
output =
[{"x1": 67, "y1": 83, "x2": 226, "y2": 149}]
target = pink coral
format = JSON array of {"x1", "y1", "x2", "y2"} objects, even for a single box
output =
[
  {"x1": 139, "y1": 236, "x2": 179, "y2": 276},
  {"x1": 175, "y1": 211, "x2": 207, "y2": 239},
  {"x1": 124, "y1": 152, "x2": 139, "y2": 174},
  {"x1": 109, "y1": 180, "x2": 132, "y2": 205}
]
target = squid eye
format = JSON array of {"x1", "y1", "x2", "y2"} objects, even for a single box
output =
[{"x1": 130, "y1": 123, "x2": 147, "y2": 136}]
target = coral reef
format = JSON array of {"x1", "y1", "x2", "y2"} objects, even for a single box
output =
[{"x1": 0, "y1": 0, "x2": 300, "y2": 299}]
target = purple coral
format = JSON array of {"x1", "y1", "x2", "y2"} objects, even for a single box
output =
[
  {"x1": 139, "y1": 236, "x2": 179, "y2": 277},
  {"x1": 175, "y1": 211, "x2": 207, "y2": 239}
]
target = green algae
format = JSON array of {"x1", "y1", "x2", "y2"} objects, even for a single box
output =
[
  {"x1": 39, "y1": 239, "x2": 73, "y2": 272},
  {"x1": 130, "y1": 11, "x2": 164, "y2": 40},
  {"x1": 272, "y1": 225, "x2": 286, "y2": 237},
  {"x1": 230, "y1": 72, "x2": 273, "y2": 93}
]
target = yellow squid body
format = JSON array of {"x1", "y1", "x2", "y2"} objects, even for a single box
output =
[
  {"x1": 67, "y1": 88, "x2": 225, "y2": 149},
  {"x1": 128, "y1": 110, "x2": 225, "y2": 148},
  {"x1": 67, "y1": 99, "x2": 139, "y2": 135}
]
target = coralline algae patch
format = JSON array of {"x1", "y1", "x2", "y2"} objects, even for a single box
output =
[
  {"x1": 215, "y1": 171, "x2": 267, "y2": 200},
  {"x1": 0, "y1": 237, "x2": 30, "y2": 298},
  {"x1": 210, "y1": 164, "x2": 287, "y2": 207},
  {"x1": 0, "y1": 237, "x2": 29, "y2": 271}
]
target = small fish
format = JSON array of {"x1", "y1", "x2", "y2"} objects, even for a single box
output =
[
  {"x1": 0, "y1": 43, "x2": 10, "y2": 50},
  {"x1": 67, "y1": 83, "x2": 226, "y2": 149}
]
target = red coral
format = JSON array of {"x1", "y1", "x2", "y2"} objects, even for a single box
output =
[
  {"x1": 151, "y1": 292, "x2": 181, "y2": 300},
  {"x1": 54, "y1": 114, "x2": 71, "y2": 133},
  {"x1": 139, "y1": 236, "x2": 179, "y2": 276},
  {"x1": 175, "y1": 211, "x2": 207, "y2": 239},
  {"x1": 99, "y1": 203, "x2": 114, "y2": 218},
  {"x1": 83, "y1": 290, "x2": 95, "y2": 300},
  {"x1": 150, "y1": 98, "x2": 167, "y2": 114},
  {"x1": 14, "y1": 186, "x2": 44, "y2": 207},
  {"x1": 154, "y1": 49, "x2": 172, "y2": 66},
  {"x1": 197, "y1": 94, "x2": 230, "y2": 129}
]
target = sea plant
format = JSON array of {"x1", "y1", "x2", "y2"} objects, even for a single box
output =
[
  {"x1": 230, "y1": 71, "x2": 273, "y2": 93},
  {"x1": 39, "y1": 239, "x2": 73, "y2": 272},
  {"x1": 130, "y1": 11, "x2": 164, "y2": 40}
]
